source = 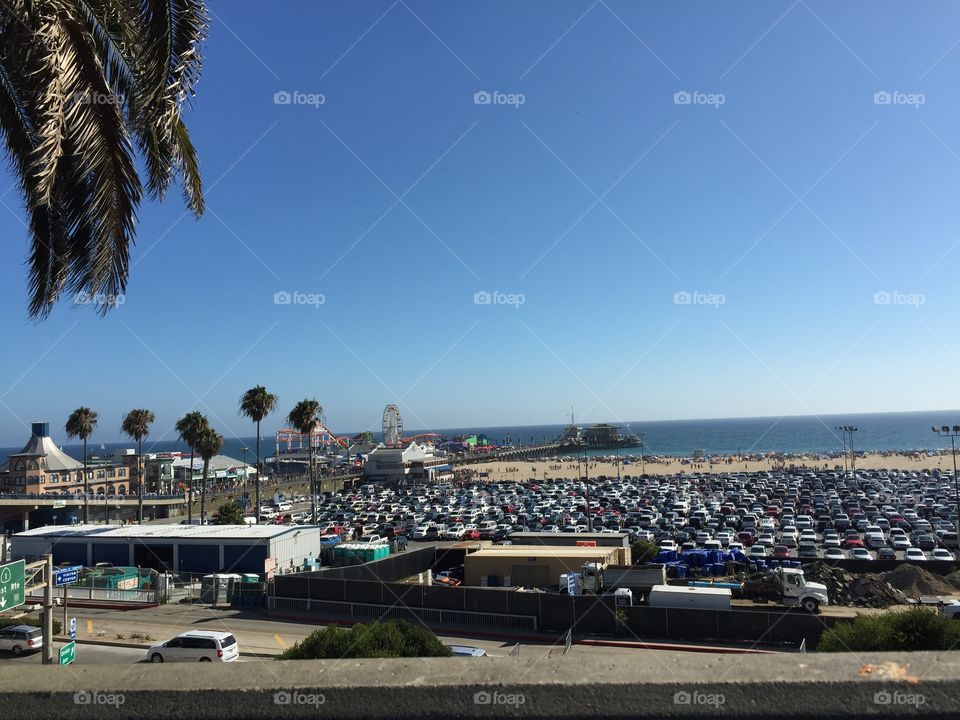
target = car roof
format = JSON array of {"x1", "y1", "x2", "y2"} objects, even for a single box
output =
[
  {"x1": 176, "y1": 630, "x2": 235, "y2": 639},
  {"x1": 1, "y1": 625, "x2": 39, "y2": 632}
]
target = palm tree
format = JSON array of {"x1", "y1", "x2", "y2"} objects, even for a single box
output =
[
  {"x1": 175, "y1": 411, "x2": 209, "y2": 523},
  {"x1": 195, "y1": 426, "x2": 223, "y2": 524},
  {"x1": 0, "y1": 1, "x2": 208, "y2": 319},
  {"x1": 64, "y1": 407, "x2": 98, "y2": 523},
  {"x1": 288, "y1": 399, "x2": 323, "y2": 524},
  {"x1": 121, "y1": 408, "x2": 154, "y2": 523},
  {"x1": 239, "y1": 386, "x2": 278, "y2": 524}
]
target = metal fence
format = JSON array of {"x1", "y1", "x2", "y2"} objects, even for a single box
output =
[
  {"x1": 27, "y1": 586, "x2": 156, "y2": 603},
  {"x1": 268, "y1": 595, "x2": 538, "y2": 631}
]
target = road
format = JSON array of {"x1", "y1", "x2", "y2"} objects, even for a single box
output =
[{"x1": 0, "y1": 604, "x2": 709, "y2": 663}]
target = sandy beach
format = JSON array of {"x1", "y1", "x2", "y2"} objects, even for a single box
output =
[{"x1": 459, "y1": 451, "x2": 957, "y2": 481}]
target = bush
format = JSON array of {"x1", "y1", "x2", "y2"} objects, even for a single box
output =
[
  {"x1": 277, "y1": 621, "x2": 452, "y2": 660},
  {"x1": 0, "y1": 615, "x2": 61, "y2": 635},
  {"x1": 630, "y1": 539, "x2": 659, "y2": 564},
  {"x1": 818, "y1": 608, "x2": 960, "y2": 652}
]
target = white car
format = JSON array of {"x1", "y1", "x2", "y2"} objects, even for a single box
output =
[
  {"x1": 850, "y1": 548, "x2": 874, "y2": 561},
  {"x1": 0, "y1": 625, "x2": 42, "y2": 656},
  {"x1": 824, "y1": 548, "x2": 846, "y2": 560},
  {"x1": 904, "y1": 548, "x2": 927, "y2": 562},
  {"x1": 932, "y1": 548, "x2": 955, "y2": 561},
  {"x1": 147, "y1": 631, "x2": 239, "y2": 663}
]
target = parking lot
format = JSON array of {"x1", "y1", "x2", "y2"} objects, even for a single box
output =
[{"x1": 263, "y1": 467, "x2": 959, "y2": 563}]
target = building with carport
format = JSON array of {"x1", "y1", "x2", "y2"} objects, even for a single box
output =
[{"x1": 10, "y1": 524, "x2": 322, "y2": 576}]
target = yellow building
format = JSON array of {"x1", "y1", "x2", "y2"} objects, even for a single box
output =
[{"x1": 464, "y1": 544, "x2": 628, "y2": 588}]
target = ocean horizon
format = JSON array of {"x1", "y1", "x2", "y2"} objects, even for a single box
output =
[{"x1": 3, "y1": 409, "x2": 959, "y2": 466}]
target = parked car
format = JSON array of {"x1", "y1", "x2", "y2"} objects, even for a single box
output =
[
  {"x1": 147, "y1": 631, "x2": 239, "y2": 663},
  {"x1": 932, "y1": 548, "x2": 955, "y2": 561},
  {"x1": 0, "y1": 625, "x2": 42, "y2": 656},
  {"x1": 823, "y1": 548, "x2": 846, "y2": 561},
  {"x1": 904, "y1": 548, "x2": 928, "y2": 562},
  {"x1": 850, "y1": 548, "x2": 874, "y2": 561}
]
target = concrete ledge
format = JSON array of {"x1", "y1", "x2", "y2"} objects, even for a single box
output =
[{"x1": 2, "y1": 652, "x2": 958, "y2": 719}]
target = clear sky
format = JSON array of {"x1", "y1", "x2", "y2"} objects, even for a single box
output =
[{"x1": 1, "y1": 1, "x2": 960, "y2": 445}]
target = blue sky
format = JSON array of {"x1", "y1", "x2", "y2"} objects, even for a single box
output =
[{"x1": 2, "y1": 0, "x2": 960, "y2": 445}]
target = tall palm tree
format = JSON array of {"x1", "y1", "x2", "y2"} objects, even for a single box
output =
[
  {"x1": 175, "y1": 411, "x2": 209, "y2": 523},
  {"x1": 64, "y1": 407, "x2": 97, "y2": 523},
  {"x1": 121, "y1": 408, "x2": 154, "y2": 523},
  {"x1": 288, "y1": 399, "x2": 322, "y2": 524},
  {"x1": 239, "y1": 386, "x2": 278, "y2": 524},
  {"x1": 194, "y1": 426, "x2": 223, "y2": 524},
  {"x1": 0, "y1": 0, "x2": 208, "y2": 319}
]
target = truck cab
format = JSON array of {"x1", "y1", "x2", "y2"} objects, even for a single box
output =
[{"x1": 778, "y1": 568, "x2": 829, "y2": 612}]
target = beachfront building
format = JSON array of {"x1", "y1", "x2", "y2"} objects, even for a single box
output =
[
  {"x1": 363, "y1": 441, "x2": 453, "y2": 483},
  {"x1": 171, "y1": 454, "x2": 256, "y2": 492},
  {"x1": 0, "y1": 422, "x2": 130, "y2": 495}
]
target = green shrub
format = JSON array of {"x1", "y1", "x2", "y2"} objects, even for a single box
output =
[
  {"x1": 818, "y1": 608, "x2": 960, "y2": 652},
  {"x1": 0, "y1": 615, "x2": 61, "y2": 635},
  {"x1": 277, "y1": 621, "x2": 452, "y2": 660},
  {"x1": 630, "y1": 539, "x2": 659, "y2": 564}
]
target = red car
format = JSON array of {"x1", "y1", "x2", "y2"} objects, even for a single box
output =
[
  {"x1": 842, "y1": 538, "x2": 864, "y2": 549},
  {"x1": 772, "y1": 545, "x2": 792, "y2": 559}
]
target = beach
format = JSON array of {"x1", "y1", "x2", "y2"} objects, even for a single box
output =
[{"x1": 461, "y1": 451, "x2": 957, "y2": 481}]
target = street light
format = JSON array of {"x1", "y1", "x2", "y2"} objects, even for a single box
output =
[
  {"x1": 837, "y1": 426, "x2": 858, "y2": 473},
  {"x1": 932, "y1": 425, "x2": 960, "y2": 540},
  {"x1": 835, "y1": 426, "x2": 848, "y2": 473},
  {"x1": 638, "y1": 432, "x2": 647, "y2": 477}
]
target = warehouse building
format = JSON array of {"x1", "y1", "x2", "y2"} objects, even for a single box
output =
[
  {"x1": 10, "y1": 524, "x2": 322, "y2": 577},
  {"x1": 464, "y1": 545, "x2": 628, "y2": 588}
]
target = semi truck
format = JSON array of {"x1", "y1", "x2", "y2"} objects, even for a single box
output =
[
  {"x1": 737, "y1": 567, "x2": 829, "y2": 613},
  {"x1": 560, "y1": 563, "x2": 667, "y2": 596}
]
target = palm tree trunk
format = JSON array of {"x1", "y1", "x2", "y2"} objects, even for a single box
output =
[
  {"x1": 188, "y1": 450, "x2": 194, "y2": 523},
  {"x1": 82, "y1": 437, "x2": 88, "y2": 524},
  {"x1": 201, "y1": 460, "x2": 208, "y2": 523},
  {"x1": 310, "y1": 441, "x2": 317, "y2": 525},
  {"x1": 255, "y1": 420, "x2": 261, "y2": 525},
  {"x1": 137, "y1": 439, "x2": 144, "y2": 523}
]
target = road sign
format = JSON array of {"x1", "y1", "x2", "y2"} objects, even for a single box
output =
[
  {"x1": 69, "y1": 618, "x2": 77, "y2": 640},
  {"x1": 0, "y1": 560, "x2": 25, "y2": 611},
  {"x1": 59, "y1": 641, "x2": 76, "y2": 665},
  {"x1": 53, "y1": 565, "x2": 83, "y2": 586}
]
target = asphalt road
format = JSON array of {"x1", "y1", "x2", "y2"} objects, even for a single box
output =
[{"x1": 0, "y1": 644, "x2": 147, "y2": 665}]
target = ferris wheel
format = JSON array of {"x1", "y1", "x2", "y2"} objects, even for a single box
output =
[{"x1": 382, "y1": 404, "x2": 403, "y2": 446}]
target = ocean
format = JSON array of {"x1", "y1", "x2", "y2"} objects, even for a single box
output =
[{"x1": 2, "y1": 410, "x2": 958, "y2": 465}]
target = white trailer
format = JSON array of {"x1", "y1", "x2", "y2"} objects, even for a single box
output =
[{"x1": 647, "y1": 584, "x2": 732, "y2": 611}]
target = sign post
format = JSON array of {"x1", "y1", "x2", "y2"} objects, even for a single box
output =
[
  {"x1": 59, "y1": 641, "x2": 76, "y2": 665},
  {"x1": 0, "y1": 560, "x2": 25, "y2": 611},
  {"x1": 54, "y1": 565, "x2": 83, "y2": 635}
]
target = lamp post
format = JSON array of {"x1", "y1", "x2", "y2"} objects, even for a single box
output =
[
  {"x1": 639, "y1": 432, "x2": 646, "y2": 477},
  {"x1": 932, "y1": 425, "x2": 960, "y2": 539},
  {"x1": 835, "y1": 427, "x2": 848, "y2": 473},
  {"x1": 837, "y1": 426, "x2": 858, "y2": 473}
]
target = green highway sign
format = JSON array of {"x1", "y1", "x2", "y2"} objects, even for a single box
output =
[
  {"x1": 0, "y1": 560, "x2": 25, "y2": 611},
  {"x1": 59, "y1": 641, "x2": 76, "y2": 665}
]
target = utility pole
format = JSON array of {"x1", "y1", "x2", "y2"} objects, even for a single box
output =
[
  {"x1": 932, "y1": 426, "x2": 960, "y2": 540},
  {"x1": 42, "y1": 554, "x2": 54, "y2": 665}
]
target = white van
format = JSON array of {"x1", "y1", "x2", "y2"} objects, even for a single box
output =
[{"x1": 147, "y1": 631, "x2": 239, "y2": 663}]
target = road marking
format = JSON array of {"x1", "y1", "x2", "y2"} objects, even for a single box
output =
[
  {"x1": 86, "y1": 620, "x2": 93, "y2": 635},
  {"x1": 274, "y1": 634, "x2": 287, "y2": 649}
]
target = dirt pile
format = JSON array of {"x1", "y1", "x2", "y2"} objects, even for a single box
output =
[
  {"x1": 945, "y1": 570, "x2": 960, "y2": 590},
  {"x1": 803, "y1": 562, "x2": 908, "y2": 607},
  {"x1": 881, "y1": 565, "x2": 957, "y2": 597}
]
